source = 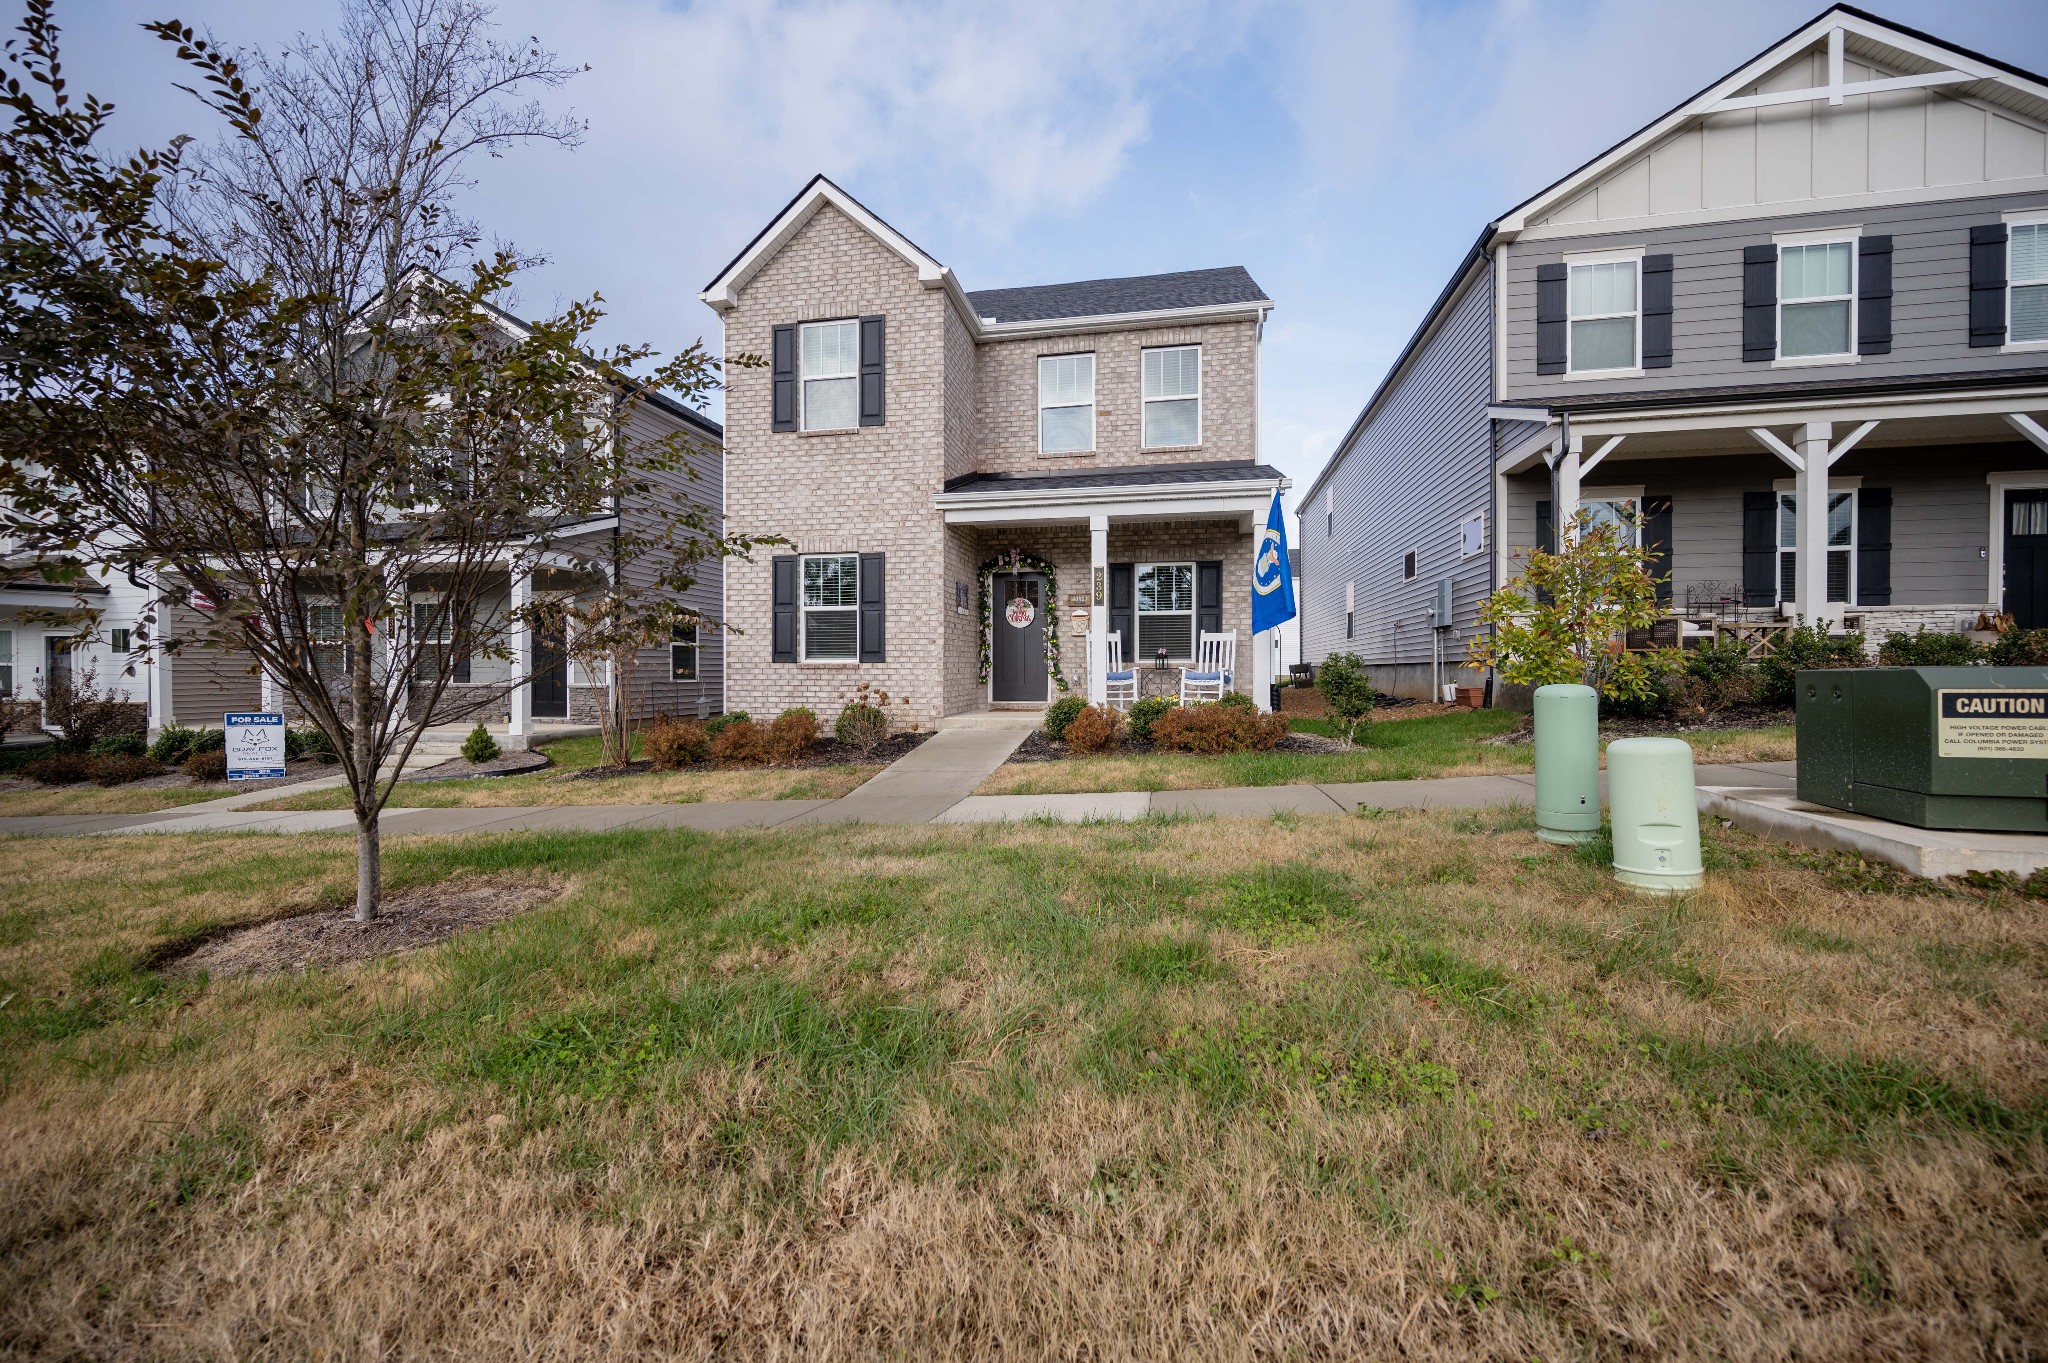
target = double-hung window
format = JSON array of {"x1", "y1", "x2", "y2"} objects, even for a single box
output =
[
  {"x1": 412, "y1": 599, "x2": 470, "y2": 683},
  {"x1": 1135, "y1": 562, "x2": 1195, "y2": 659},
  {"x1": 670, "y1": 623, "x2": 698, "y2": 682},
  {"x1": 800, "y1": 320, "x2": 860, "y2": 431},
  {"x1": 801, "y1": 553, "x2": 859, "y2": 661},
  {"x1": 1037, "y1": 353, "x2": 1095, "y2": 454},
  {"x1": 307, "y1": 603, "x2": 349, "y2": 683},
  {"x1": 1777, "y1": 489, "x2": 1855, "y2": 604},
  {"x1": 1581, "y1": 495, "x2": 1640, "y2": 546},
  {"x1": 1141, "y1": 346, "x2": 1201, "y2": 448},
  {"x1": 1778, "y1": 240, "x2": 1855, "y2": 359},
  {"x1": 2011, "y1": 220, "x2": 2048, "y2": 345},
  {"x1": 1567, "y1": 257, "x2": 1639, "y2": 373},
  {"x1": 0, "y1": 627, "x2": 12, "y2": 697}
]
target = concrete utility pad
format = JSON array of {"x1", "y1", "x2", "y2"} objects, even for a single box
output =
[{"x1": 1701, "y1": 786, "x2": 2048, "y2": 878}]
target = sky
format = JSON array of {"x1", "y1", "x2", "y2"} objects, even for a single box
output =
[{"x1": 52, "y1": 0, "x2": 2048, "y2": 523}]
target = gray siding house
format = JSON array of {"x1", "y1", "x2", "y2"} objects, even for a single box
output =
[{"x1": 1302, "y1": 5, "x2": 2048, "y2": 698}]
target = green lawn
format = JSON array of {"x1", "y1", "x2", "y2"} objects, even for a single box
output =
[{"x1": 1, "y1": 813, "x2": 2040, "y2": 1357}]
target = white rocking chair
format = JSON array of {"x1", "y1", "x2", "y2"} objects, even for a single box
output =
[
  {"x1": 1103, "y1": 631, "x2": 1138, "y2": 711},
  {"x1": 1179, "y1": 631, "x2": 1237, "y2": 705}
]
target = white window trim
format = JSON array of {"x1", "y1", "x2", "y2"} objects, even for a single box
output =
[
  {"x1": 799, "y1": 551, "x2": 861, "y2": 664},
  {"x1": 1036, "y1": 352, "x2": 1096, "y2": 455},
  {"x1": 670, "y1": 623, "x2": 699, "y2": 683},
  {"x1": 1563, "y1": 246, "x2": 1644, "y2": 378},
  {"x1": 1986, "y1": 470, "x2": 2048, "y2": 609},
  {"x1": 1579, "y1": 486, "x2": 1645, "y2": 547},
  {"x1": 1770, "y1": 481, "x2": 1859, "y2": 607},
  {"x1": 2003, "y1": 211, "x2": 2048, "y2": 354},
  {"x1": 1140, "y1": 345, "x2": 1202, "y2": 450},
  {"x1": 798, "y1": 319, "x2": 859, "y2": 433},
  {"x1": 1771, "y1": 231, "x2": 1860, "y2": 368},
  {"x1": 1135, "y1": 560, "x2": 1197, "y2": 662}
]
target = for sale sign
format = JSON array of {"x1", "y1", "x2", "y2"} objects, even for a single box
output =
[
  {"x1": 1935, "y1": 689, "x2": 2048, "y2": 759},
  {"x1": 224, "y1": 712, "x2": 287, "y2": 780}
]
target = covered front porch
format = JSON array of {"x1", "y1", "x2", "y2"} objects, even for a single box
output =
[
  {"x1": 1494, "y1": 385, "x2": 2048, "y2": 647},
  {"x1": 935, "y1": 461, "x2": 1289, "y2": 715}
]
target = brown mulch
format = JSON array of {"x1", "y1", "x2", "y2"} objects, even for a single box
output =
[
  {"x1": 1006, "y1": 729, "x2": 1345, "y2": 764},
  {"x1": 555, "y1": 730, "x2": 933, "y2": 781},
  {"x1": 398, "y1": 749, "x2": 550, "y2": 782},
  {"x1": 1481, "y1": 704, "x2": 1796, "y2": 745},
  {"x1": 159, "y1": 875, "x2": 564, "y2": 979}
]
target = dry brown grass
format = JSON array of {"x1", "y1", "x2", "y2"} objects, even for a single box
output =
[
  {"x1": 0, "y1": 779, "x2": 235, "y2": 816},
  {"x1": 1, "y1": 814, "x2": 2043, "y2": 1359},
  {"x1": 248, "y1": 761, "x2": 878, "y2": 811}
]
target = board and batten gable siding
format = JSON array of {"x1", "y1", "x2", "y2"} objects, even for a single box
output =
[
  {"x1": 1504, "y1": 189, "x2": 2048, "y2": 403},
  {"x1": 1303, "y1": 269, "x2": 1494, "y2": 683},
  {"x1": 615, "y1": 395, "x2": 725, "y2": 716}
]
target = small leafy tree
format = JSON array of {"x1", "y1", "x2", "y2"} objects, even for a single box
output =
[
  {"x1": 1469, "y1": 511, "x2": 1665, "y2": 703},
  {"x1": 1315, "y1": 651, "x2": 1376, "y2": 746}
]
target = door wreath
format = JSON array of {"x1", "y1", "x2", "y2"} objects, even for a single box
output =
[{"x1": 976, "y1": 549, "x2": 1070, "y2": 691}]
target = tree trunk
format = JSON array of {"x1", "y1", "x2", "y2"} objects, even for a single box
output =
[{"x1": 355, "y1": 809, "x2": 381, "y2": 922}]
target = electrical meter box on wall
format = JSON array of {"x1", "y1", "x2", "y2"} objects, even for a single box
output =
[{"x1": 1796, "y1": 667, "x2": 2048, "y2": 832}]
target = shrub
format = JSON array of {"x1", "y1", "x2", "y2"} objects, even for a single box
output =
[
  {"x1": 149, "y1": 723, "x2": 198, "y2": 764},
  {"x1": 0, "y1": 696, "x2": 41, "y2": 742},
  {"x1": 1664, "y1": 638, "x2": 1756, "y2": 717},
  {"x1": 183, "y1": 749, "x2": 229, "y2": 782},
  {"x1": 1877, "y1": 628, "x2": 1985, "y2": 668},
  {"x1": 767, "y1": 708, "x2": 820, "y2": 764},
  {"x1": 710, "y1": 719, "x2": 767, "y2": 766},
  {"x1": 1470, "y1": 511, "x2": 1663, "y2": 700},
  {"x1": 20, "y1": 752, "x2": 92, "y2": 784},
  {"x1": 87, "y1": 754, "x2": 162, "y2": 786},
  {"x1": 1757, "y1": 625, "x2": 1867, "y2": 708},
  {"x1": 1042, "y1": 694, "x2": 1088, "y2": 742},
  {"x1": 1126, "y1": 695, "x2": 1177, "y2": 742},
  {"x1": 644, "y1": 718, "x2": 711, "y2": 770},
  {"x1": 1216, "y1": 690, "x2": 1255, "y2": 711},
  {"x1": 289, "y1": 726, "x2": 338, "y2": 762},
  {"x1": 35, "y1": 659, "x2": 142, "y2": 750},
  {"x1": 704, "y1": 710, "x2": 751, "y2": 739},
  {"x1": 1601, "y1": 650, "x2": 1683, "y2": 720},
  {"x1": 834, "y1": 702, "x2": 890, "y2": 757},
  {"x1": 1152, "y1": 701, "x2": 1289, "y2": 754},
  {"x1": 188, "y1": 727, "x2": 226, "y2": 756},
  {"x1": 1064, "y1": 705, "x2": 1122, "y2": 754},
  {"x1": 461, "y1": 721, "x2": 501, "y2": 764},
  {"x1": 88, "y1": 732, "x2": 148, "y2": 758},
  {"x1": 1989, "y1": 626, "x2": 2048, "y2": 667},
  {"x1": 1316, "y1": 652, "x2": 1377, "y2": 745}
]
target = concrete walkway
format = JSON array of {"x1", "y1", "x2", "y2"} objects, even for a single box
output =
[{"x1": 0, "y1": 760, "x2": 1797, "y2": 839}]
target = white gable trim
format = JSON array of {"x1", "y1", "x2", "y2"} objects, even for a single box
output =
[
  {"x1": 1496, "y1": 7, "x2": 2048, "y2": 236},
  {"x1": 700, "y1": 176, "x2": 959, "y2": 315}
]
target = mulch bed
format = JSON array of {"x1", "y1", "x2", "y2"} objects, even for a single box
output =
[
  {"x1": 158, "y1": 876, "x2": 564, "y2": 978},
  {"x1": 1007, "y1": 729, "x2": 1347, "y2": 764},
  {"x1": 399, "y1": 749, "x2": 551, "y2": 782},
  {"x1": 553, "y1": 730, "x2": 933, "y2": 782},
  {"x1": 1481, "y1": 704, "x2": 1797, "y2": 746}
]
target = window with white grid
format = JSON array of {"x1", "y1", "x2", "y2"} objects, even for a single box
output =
[
  {"x1": 1141, "y1": 346, "x2": 1201, "y2": 448},
  {"x1": 1037, "y1": 353, "x2": 1095, "y2": 454},
  {"x1": 800, "y1": 320, "x2": 860, "y2": 431},
  {"x1": 801, "y1": 553, "x2": 859, "y2": 661}
]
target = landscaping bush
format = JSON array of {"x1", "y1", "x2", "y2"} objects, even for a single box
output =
[
  {"x1": 1316, "y1": 652, "x2": 1376, "y2": 744},
  {"x1": 1757, "y1": 625, "x2": 1866, "y2": 707},
  {"x1": 1989, "y1": 626, "x2": 2048, "y2": 667},
  {"x1": 834, "y1": 702, "x2": 890, "y2": 757},
  {"x1": 1152, "y1": 701, "x2": 1288, "y2": 754},
  {"x1": 1126, "y1": 695, "x2": 1176, "y2": 742},
  {"x1": 289, "y1": 726, "x2": 339, "y2": 762},
  {"x1": 20, "y1": 752, "x2": 92, "y2": 785},
  {"x1": 704, "y1": 710, "x2": 751, "y2": 739},
  {"x1": 1877, "y1": 628, "x2": 1985, "y2": 667},
  {"x1": 35, "y1": 660, "x2": 143, "y2": 750},
  {"x1": 189, "y1": 727, "x2": 225, "y2": 756},
  {"x1": 149, "y1": 723, "x2": 198, "y2": 764},
  {"x1": 644, "y1": 718, "x2": 711, "y2": 770},
  {"x1": 461, "y1": 721, "x2": 501, "y2": 764},
  {"x1": 1063, "y1": 704, "x2": 1122, "y2": 755},
  {"x1": 1664, "y1": 638, "x2": 1756, "y2": 718},
  {"x1": 86, "y1": 754, "x2": 162, "y2": 786},
  {"x1": 183, "y1": 749, "x2": 229, "y2": 782},
  {"x1": 767, "y1": 707, "x2": 819, "y2": 764},
  {"x1": 88, "y1": 732, "x2": 148, "y2": 758},
  {"x1": 1042, "y1": 694, "x2": 1088, "y2": 742},
  {"x1": 0, "y1": 695, "x2": 40, "y2": 742},
  {"x1": 1216, "y1": 690, "x2": 1255, "y2": 711},
  {"x1": 709, "y1": 719, "x2": 767, "y2": 766}
]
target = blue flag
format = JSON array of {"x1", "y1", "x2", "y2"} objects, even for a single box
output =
[{"x1": 1251, "y1": 490, "x2": 1296, "y2": 635}]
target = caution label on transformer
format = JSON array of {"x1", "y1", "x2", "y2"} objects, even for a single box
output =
[{"x1": 1936, "y1": 689, "x2": 2048, "y2": 759}]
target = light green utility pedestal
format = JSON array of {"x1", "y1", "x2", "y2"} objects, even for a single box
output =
[
  {"x1": 1533, "y1": 683, "x2": 1599, "y2": 845},
  {"x1": 1607, "y1": 737, "x2": 1704, "y2": 894}
]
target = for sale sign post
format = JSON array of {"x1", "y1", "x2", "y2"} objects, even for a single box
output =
[{"x1": 224, "y1": 712, "x2": 287, "y2": 780}]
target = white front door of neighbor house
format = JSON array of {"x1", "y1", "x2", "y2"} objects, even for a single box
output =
[{"x1": 991, "y1": 573, "x2": 1049, "y2": 703}]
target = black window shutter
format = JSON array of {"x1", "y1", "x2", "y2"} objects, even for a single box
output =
[
  {"x1": 1742, "y1": 245, "x2": 1778, "y2": 362},
  {"x1": 1536, "y1": 500, "x2": 1554, "y2": 556},
  {"x1": 1643, "y1": 495, "x2": 1673, "y2": 604},
  {"x1": 1858, "y1": 236, "x2": 1893, "y2": 355},
  {"x1": 1857, "y1": 488, "x2": 1892, "y2": 606},
  {"x1": 1197, "y1": 561, "x2": 1223, "y2": 639},
  {"x1": 1535, "y1": 264, "x2": 1568, "y2": 375},
  {"x1": 1641, "y1": 255, "x2": 1674, "y2": 368},
  {"x1": 771, "y1": 325, "x2": 797, "y2": 431},
  {"x1": 1970, "y1": 224, "x2": 2009, "y2": 348},
  {"x1": 858, "y1": 552, "x2": 886, "y2": 661},
  {"x1": 771, "y1": 555, "x2": 797, "y2": 662},
  {"x1": 858, "y1": 315, "x2": 886, "y2": 426},
  {"x1": 1108, "y1": 564, "x2": 1133, "y2": 657},
  {"x1": 1742, "y1": 492, "x2": 1777, "y2": 606}
]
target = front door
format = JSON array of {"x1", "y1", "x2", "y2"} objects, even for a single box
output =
[
  {"x1": 991, "y1": 572, "x2": 1049, "y2": 703},
  {"x1": 532, "y1": 625, "x2": 569, "y2": 719},
  {"x1": 2007, "y1": 490, "x2": 2048, "y2": 629}
]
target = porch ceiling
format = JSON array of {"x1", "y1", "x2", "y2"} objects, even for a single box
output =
[{"x1": 936, "y1": 459, "x2": 1286, "y2": 528}]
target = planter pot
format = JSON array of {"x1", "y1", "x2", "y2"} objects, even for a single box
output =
[{"x1": 1453, "y1": 686, "x2": 1484, "y2": 710}]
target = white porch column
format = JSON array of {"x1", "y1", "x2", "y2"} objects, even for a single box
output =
[
  {"x1": 382, "y1": 559, "x2": 409, "y2": 713},
  {"x1": 259, "y1": 658, "x2": 280, "y2": 714},
  {"x1": 1554, "y1": 437, "x2": 1583, "y2": 543},
  {"x1": 147, "y1": 600, "x2": 173, "y2": 735},
  {"x1": 508, "y1": 563, "x2": 532, "y2": 746},
  {"x1": 1795, "y1": 422, "x2": 1832, "y2": 626},
  {"x1": 1087, "y1": 513, "x2": 1109, "y2": 706}
]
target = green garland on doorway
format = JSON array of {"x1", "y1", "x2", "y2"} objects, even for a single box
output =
[{"x1": 976, "y1": 549, "x2": 1071, "y2": 692}]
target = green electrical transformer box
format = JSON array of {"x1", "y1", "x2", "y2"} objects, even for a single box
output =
[{"x1": 1796, "y1": 666, "x2": 2048, "y2": 832}]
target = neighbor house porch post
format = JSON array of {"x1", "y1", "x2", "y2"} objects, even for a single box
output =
[
  {"x1": 1088, "y1": 513, "x2": 1109, "y2": 706},
  {"x1": 146, "y1": 599, "x2": 173, "y2": 735},
  {"x1": 1795, "y1": 421, "x2": 1832, "y2": 627},
  {"x1": 508, "y1": 563, "x2": 532, "y2": 747}
]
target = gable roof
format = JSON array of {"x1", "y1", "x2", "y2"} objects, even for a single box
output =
[{"x1": 966, "y1": 267, "x2": 1269, "y2": 324}]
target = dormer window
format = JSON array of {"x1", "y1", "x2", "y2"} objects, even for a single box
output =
[
  {"x1": 799, "y1": 320, "x2": 860, "y2": 431},
  {"x1": 1038, "y1": 353, "x2": 1094, "y2": 454}
]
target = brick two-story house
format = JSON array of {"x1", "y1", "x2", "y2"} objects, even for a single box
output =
[{"x1": 702, "y1": 177, "x2": 1284, "y2": 728}]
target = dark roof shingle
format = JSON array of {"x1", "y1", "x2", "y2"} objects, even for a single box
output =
[
  {"x1": 942, "y1": 459, "x2": 1283, "y2": 495},
  {"x1": 965, "y1": 266, "x2": 1268, "y2": 324}
]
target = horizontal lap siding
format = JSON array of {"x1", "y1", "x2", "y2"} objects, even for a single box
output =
[
  {"x1": 1304, "y1": 274, "x2": 1494, "y2": 678},
  {"x1": 1503, "y1": 190, "x2": 2048, "y2": 403},
  {"x1": 617, "y1": 399, "x2": 724, "y2": 718}
]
